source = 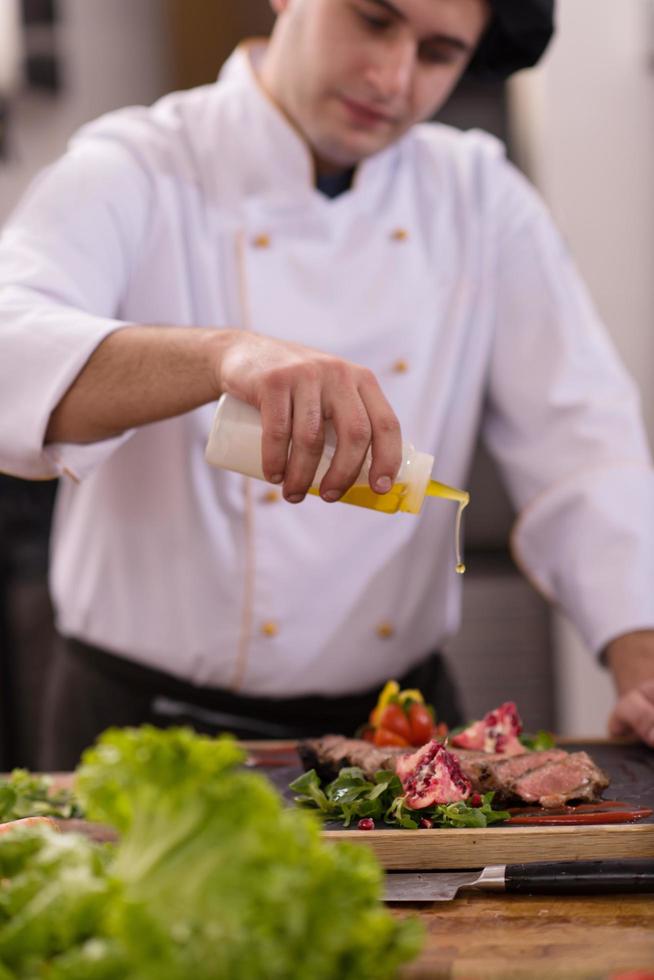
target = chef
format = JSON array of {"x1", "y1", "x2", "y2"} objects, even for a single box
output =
[{"x1": 1, "y1": 0, "x2": 653, "y2": 768}]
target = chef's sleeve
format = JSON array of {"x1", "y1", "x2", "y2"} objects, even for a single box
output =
[
  {"x1": 0, "y1": 135, "x2": 152, "y2": 481},
  {"x1": 484, "y1": 161, "x2": 654, "y2": 657}
]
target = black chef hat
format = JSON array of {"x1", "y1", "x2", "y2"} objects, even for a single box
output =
[{"x1": 467, "y1": 0, "x2": 555, "y2": 80}]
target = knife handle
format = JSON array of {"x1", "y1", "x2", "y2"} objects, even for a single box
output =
[{"x1": 505, "y1": 859, "x2": 654, "y2": 895}]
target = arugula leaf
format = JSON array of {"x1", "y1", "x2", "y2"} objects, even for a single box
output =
[
  {"x1": 433, "y1": 802, "x2": 488, "y2": 828},
  {"x1": 288, "y1": 769, "x2": 337, "y2": 816},
  {"x1": 291, "y1": 767, "x2": 407, "y2": 828},
  {"x1": 519, "y1": 730, "x2": 556, "y2": 751},
  {"x1": 385, "y1": 796, "x2": 419, "y2": 829},
  {"x1": 292, "y1": 769, "x2": 510, "y2": 831},
  {"x1": 431, "y1": 792, "x2": 510, "y2": 829}
]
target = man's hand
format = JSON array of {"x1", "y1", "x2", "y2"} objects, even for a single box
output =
[
  {"x1": 46, "y1": 326, "x2": 403, "y2": 504},
  {"x1": 605, "y1": 630, "x2": 654, "y2": 748},
  {"x1": 217, "y1": 332, "x2": 402, "y2": 504}
]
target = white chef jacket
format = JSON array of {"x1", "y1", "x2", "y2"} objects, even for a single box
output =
[{"x1": 1, "y1": 42, "x2": 653, "y2": 696}]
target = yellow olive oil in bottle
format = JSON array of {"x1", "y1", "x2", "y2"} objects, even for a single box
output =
[{"x1": 206, "y1": 394, "x2": 469, "y2": 573}]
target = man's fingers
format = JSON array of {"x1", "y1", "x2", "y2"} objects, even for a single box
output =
[
  {"x1": 358, "y1": 371, "x2": 403, "y2": 492},
  {"x1": 260, "y1": 387, "x2": 292, "y2": 485},
  {"x1": 608, "y1": 688, "x2": 654, "y2": 747},
  {"x1": 226, "y1": 336, "x2": 398, "y2": 503},
  {"x1": 319, "y1": 389, "x2": 373, "y2": 500},
  {"x1": 607, "y1": 713, "x2": 631, "y2": 738},
  {"x1": 283, "y1": 377, "x2": 325, "y2": 502}
]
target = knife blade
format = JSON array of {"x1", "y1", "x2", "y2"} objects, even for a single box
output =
[{"x1": 383, "y1": 859, "x2": 654, "y2": 902}]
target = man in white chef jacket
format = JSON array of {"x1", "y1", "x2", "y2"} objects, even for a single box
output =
[{"x1": 1, "y1": 0, "x2": 653, "y2": 768}]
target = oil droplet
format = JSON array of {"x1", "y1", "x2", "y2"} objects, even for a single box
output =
[
  {"x1": 453, "y1": 496, "x2": 469, "y2": 574},
  {"x1": 426, "y1": 481, "x2": 469, "y2": 574}
]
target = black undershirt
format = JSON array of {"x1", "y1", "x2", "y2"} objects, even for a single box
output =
[{"x1": 315, "y1": 167, "x2": 355, "y2": 199}]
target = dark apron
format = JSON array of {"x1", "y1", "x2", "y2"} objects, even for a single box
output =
[{"x1": 38, "y1": 634, "x2": 463, "y2": 770}]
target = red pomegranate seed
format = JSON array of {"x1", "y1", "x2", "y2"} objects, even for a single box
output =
[
  {"x1": 470, "y1": 793, "x2": 483, "y2": 807},
  {"x1": 419, "y1": 817, "x2": 433, "y2": 829},
  {"x1": 357, "y1": 818, "x2": 375, "y2": 831}
]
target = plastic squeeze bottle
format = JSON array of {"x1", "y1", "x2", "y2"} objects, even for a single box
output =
[{"x1": 205, "y1": 394, "x2": 469, "y2": 572}]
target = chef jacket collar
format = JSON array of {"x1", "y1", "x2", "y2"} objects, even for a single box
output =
[{"x1": 213, "y1": 41, "x2": 403, "y2": 209}]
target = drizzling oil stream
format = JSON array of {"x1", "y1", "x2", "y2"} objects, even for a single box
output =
[
  {"x1": 309, "y1": 478, "x2": 470, "y2": 574},
  {"x1": 425, "y1": 480, "x2": 470, "y2": 574}
]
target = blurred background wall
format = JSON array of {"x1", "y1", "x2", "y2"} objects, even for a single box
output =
[
  {"x1": 509, "y1": 0, "x2": 654, "y2": 735},
  {"x1": 0, "y1": 0, "x2": 170, "y2": 220},
  {"x1": 0, "y1": 0, "x2": 172, "y2": 769},
  {"x1": 0, "y1": 0, "x2": 652, "y2": 764}
]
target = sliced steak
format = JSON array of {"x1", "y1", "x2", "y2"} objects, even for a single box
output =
[
  {"x1": 298, "y1": 735, "x2": 401, "y2": 782},
  {"x1": 451, "y1": 747, "x2": 608, "y2": 805},
  {"x1": 455, "y1": 748, "x2": 569, "y2": 796},
  {"x1": 511, "y1": 751, "x2": 610, "y2": 808},
  {"x1": 488, "y1": 749, "x2": 568, "y2": 781},
  {"x1": 447, "y1": 749, "x2": 507, "y2": 792},
  {"x1": 299, "y1": 736, "x2": 611, "y2": 808}
]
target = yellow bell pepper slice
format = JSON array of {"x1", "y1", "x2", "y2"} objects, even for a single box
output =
[
  {"x1": 370, "y1": 679, "x2": 400, "y2": 727},
  {"x1": 398, "y1": 688, "x2": 424, "y2": 705}
]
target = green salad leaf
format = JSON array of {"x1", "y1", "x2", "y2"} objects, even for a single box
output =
[
  {"x1": 0, "y1": 727, "x2": 422, "y2": 979},
  {"x1": 519, "y1": 730, "x2": 556, "y2": 751},
  {"x1": 0, "y1": 770, "x2": 81, "y2": 822},
  {"x1": 420, "y1": 792, "x2": 508, "y2": 828},
  {"x1": 75, "y1": 725, "x2": 246, "y2": 834},
  {"x1": 0, "y1": 825, "x2": 119, "y2": 974},
  {"x1": 290, "y1": 767, "x2": 510, "y2": 830}
]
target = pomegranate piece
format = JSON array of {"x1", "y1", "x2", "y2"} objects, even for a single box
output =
[
  {"x1": 450, "y1": 719, "x2": 486, "y2": 751},
  {"x1": 357, "y1": 817, "x2": 375, "y2": 830},
  {"x1": 396, "y1": 740, "x2": 472, "y2": 809},
  {"x1": 451, "y1": 701, "x2": 525, "y2": 755}
]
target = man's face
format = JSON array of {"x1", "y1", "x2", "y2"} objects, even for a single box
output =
[{"x1": 262, "y1": 0, "x2": 491, "y2": 173}]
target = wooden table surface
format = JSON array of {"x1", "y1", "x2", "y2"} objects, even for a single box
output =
[{"x1": 392, "y1": 892, "x2": 654, "y2": 980}]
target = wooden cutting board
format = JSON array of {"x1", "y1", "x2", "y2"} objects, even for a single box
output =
[{"x1": 261, "y1": 740, "x2": 654, "y2": 870}]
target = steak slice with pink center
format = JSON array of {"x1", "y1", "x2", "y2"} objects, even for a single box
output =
[
  {"x1": 451, "y1": 747, "x2": 568, "y2": 796},
  {"x1": 511, "y1": 751, "x2": 610, "y2": 807}
]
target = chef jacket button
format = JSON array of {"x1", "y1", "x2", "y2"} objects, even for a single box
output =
[
  {"x1": 392, "y1": 358, "x2": 409, "y2": 374},
  {"x1": 252, "y1": 233, "x2": 271, "y2": 249},
  {"x1": 262, "y1": 489, "x2": 281, "y2": 504},
  {"x1": 376, "y1": 621, "x2": 395, "y2": 639},
  {"x1": 261, "y1": 620, "x2": 279, "y2": 637},
  {"x1": 391, "y1": 228, "x2": 409, "y2": 242}
]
